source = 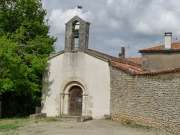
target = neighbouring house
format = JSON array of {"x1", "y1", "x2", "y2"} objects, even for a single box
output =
[{"x1": 41, "y1": 16, "x2": 180, "y2": 134}]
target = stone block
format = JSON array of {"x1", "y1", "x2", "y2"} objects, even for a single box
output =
[{"x1": 30, "y1": 113, "x2": 47, "y2": 119}]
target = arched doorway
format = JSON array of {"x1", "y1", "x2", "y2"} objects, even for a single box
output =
[{"x1": 68, "y1": 86, "x2": 83, "y2": 116}]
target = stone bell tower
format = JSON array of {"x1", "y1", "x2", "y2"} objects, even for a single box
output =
[{"x1": 65, "y1": 16, "x2": 90, "y2": 52}]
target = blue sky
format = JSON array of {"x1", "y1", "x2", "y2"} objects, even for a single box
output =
[{"x1": 42, "y1": 0, "x2": 180, "y2": 57}]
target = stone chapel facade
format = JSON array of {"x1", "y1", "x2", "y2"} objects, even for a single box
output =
[{"x1": 42, "y1": 16, "x2": 180, "y2": 134}]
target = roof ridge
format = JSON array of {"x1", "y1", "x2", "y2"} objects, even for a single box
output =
[
  {"x1": 86, "y1": 49, "x2": 142, "y2": 68},
  {"x1": 47, "y1": 49, "x2": 180, "y2": 76},
  {"x1": 139, "y1": 42, "x2": 180, "y2": 53}
]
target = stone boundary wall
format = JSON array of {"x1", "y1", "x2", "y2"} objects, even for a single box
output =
[{"x1": 110, "y1": 67, "x2": 180, "y2": 135}]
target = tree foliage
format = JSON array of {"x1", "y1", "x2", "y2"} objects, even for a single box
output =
[{"x1": 0, "y1": 0, "x2": 55, "y2": 117}]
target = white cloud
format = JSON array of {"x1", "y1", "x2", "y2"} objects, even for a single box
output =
[
  {"x1": 43, "y1": 0, "x2": 180, "y2": 56},
  {"x1": 133, "y1": 1, "x2": 180, "y2": 35},
  {"x1": 107, "y1": 0, "x2": 114, "y2": 5},
  {"x1": 49, "y1": 7, "x2": 93, "y2": 35},
  {"x1": 104, "y1": 0, "x2": 180, "y2": 36}
]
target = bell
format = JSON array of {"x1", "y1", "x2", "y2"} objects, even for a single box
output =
[{"x1": 74, "y1": 30, "x2": 79, "y2": 38}]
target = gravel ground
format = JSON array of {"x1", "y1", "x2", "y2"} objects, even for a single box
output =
[{"x1": 17, "y1": 119, "x2": 171, "y2": 135}]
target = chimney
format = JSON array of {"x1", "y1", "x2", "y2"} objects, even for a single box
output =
[
  {"x1": 164, "y1": 32, "x2": 172, "y2": 49},
  {"x1": 119, "y1": 47, "x2": 125, "y2": 58}
]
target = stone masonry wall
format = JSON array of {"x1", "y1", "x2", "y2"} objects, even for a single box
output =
[{"x1": 110, "y1": 67, "x2": 180, "y2": 134}]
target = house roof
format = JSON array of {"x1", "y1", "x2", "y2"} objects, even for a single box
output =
[
  {"x1": 139, "y1": 42, "x2": 180, "y2": 53},
  {"x1": 126, "y1": 57, "x2": 143, "y2": 65},
  {"x1": 85, "y1": 49, "x2": 144, "y2": 69},
  {"x1": 110, "y1": 61, "x2": 145, "y2": 75},
  {"x1": 110, "y1": 60, "x2": 180, "y2": 76},
  {"x1": 86, "y1": 49, "x2": 180, "y2": 76},
  {"x1": 48, "y1": 49, "x2": 180, "y2": 76}
]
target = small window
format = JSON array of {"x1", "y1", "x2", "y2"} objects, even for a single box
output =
[{"x1": 73, "y1": 21, "x2": 80, "y2": 38}]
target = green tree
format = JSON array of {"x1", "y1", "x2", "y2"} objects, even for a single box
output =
[{"x1": 0, "y1": 0, "x2": 55, "y2": 117}]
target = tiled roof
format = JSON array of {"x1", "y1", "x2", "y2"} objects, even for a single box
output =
[
  {"x1": 86, "y1": 49, "x2": 180, "y2": 75},
  {"x1": 126, "y1": 57, "x2": 143, "y2": 65},
  {"x1": 139, "y1": 42, "x2": 180, "y2": 53},
  {"x1": 86, "y1": 49, "x2": 142, "y2": 67},
  {"x1": 110, "y1": 61, "x2": 145, "y2": 75},
  {"x1": 111, "y1": 60, "x2": 180, "y2": 76},
  {"x1": 48, "y1": 48, "x2": 180, "y2": 76}
]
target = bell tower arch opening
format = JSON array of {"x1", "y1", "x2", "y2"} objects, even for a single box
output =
[
  {"x1": 65, "y1": 16, "x2": 90, "y2": 52},
  {"x1": 72, "y1": 21, "x2": 80, "y2": 50}
]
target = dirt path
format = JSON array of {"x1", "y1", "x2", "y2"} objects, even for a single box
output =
[{"x1": 17, "y1": 119, "x2": 172, "y2": 135}]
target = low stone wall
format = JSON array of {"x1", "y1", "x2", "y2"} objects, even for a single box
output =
[{"x1": 110, "y1": 67, "x2": 180, "y2": 135}]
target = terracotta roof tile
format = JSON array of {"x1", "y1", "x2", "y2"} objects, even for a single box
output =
[
  {"x1": 126, "y1": 57, "x2": 143, "y2": 65},
  {"x1": 49, "y1": 48, "x2": 180, "y2": 76},
  {"x1": 139, "y1": 42, "x2": 180, "y2": 53},
  {"x1": 111, "y1": 60, "x2": 180, "y2": 76},
  {"x1": 110, "y1": 61, "x2": 145, "y2": 75},
  {"x1": 86, "y1": 49, "x2": 142, "y2": 68}
]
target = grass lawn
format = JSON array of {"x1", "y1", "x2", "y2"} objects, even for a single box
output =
[
  {"x1": 0, "y1": 117, "x2": 60, "y2": 135},
  {"x1": 0, "y1": 118, "x2": 29, "y2": 135}
]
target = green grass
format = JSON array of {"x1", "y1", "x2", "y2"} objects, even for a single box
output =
[
  {"x1": 0, "y1": 118, "x2": 29, "y2": 133},
  {"x1": 0, "y1": 117, "x2": 61, "y2": 134},
  {"x1": 0, "y1": 124, "x2": 20, "y2": 130}
]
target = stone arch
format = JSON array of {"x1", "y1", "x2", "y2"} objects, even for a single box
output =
[
  {"x1": 63, "y1": 81, "x2": 87, "y2": 95},
  {"x1": 60, "y1": 81, "x2": 88, "y2": 116}
]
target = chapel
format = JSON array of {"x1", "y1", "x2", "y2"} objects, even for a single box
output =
[{"x1": 41, "y1": 16, "x2": 180, "y2": 134}]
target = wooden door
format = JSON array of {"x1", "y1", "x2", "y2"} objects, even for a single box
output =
[{"x1": 69, "y1": 86, "x2": 82, "y2": 116}]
